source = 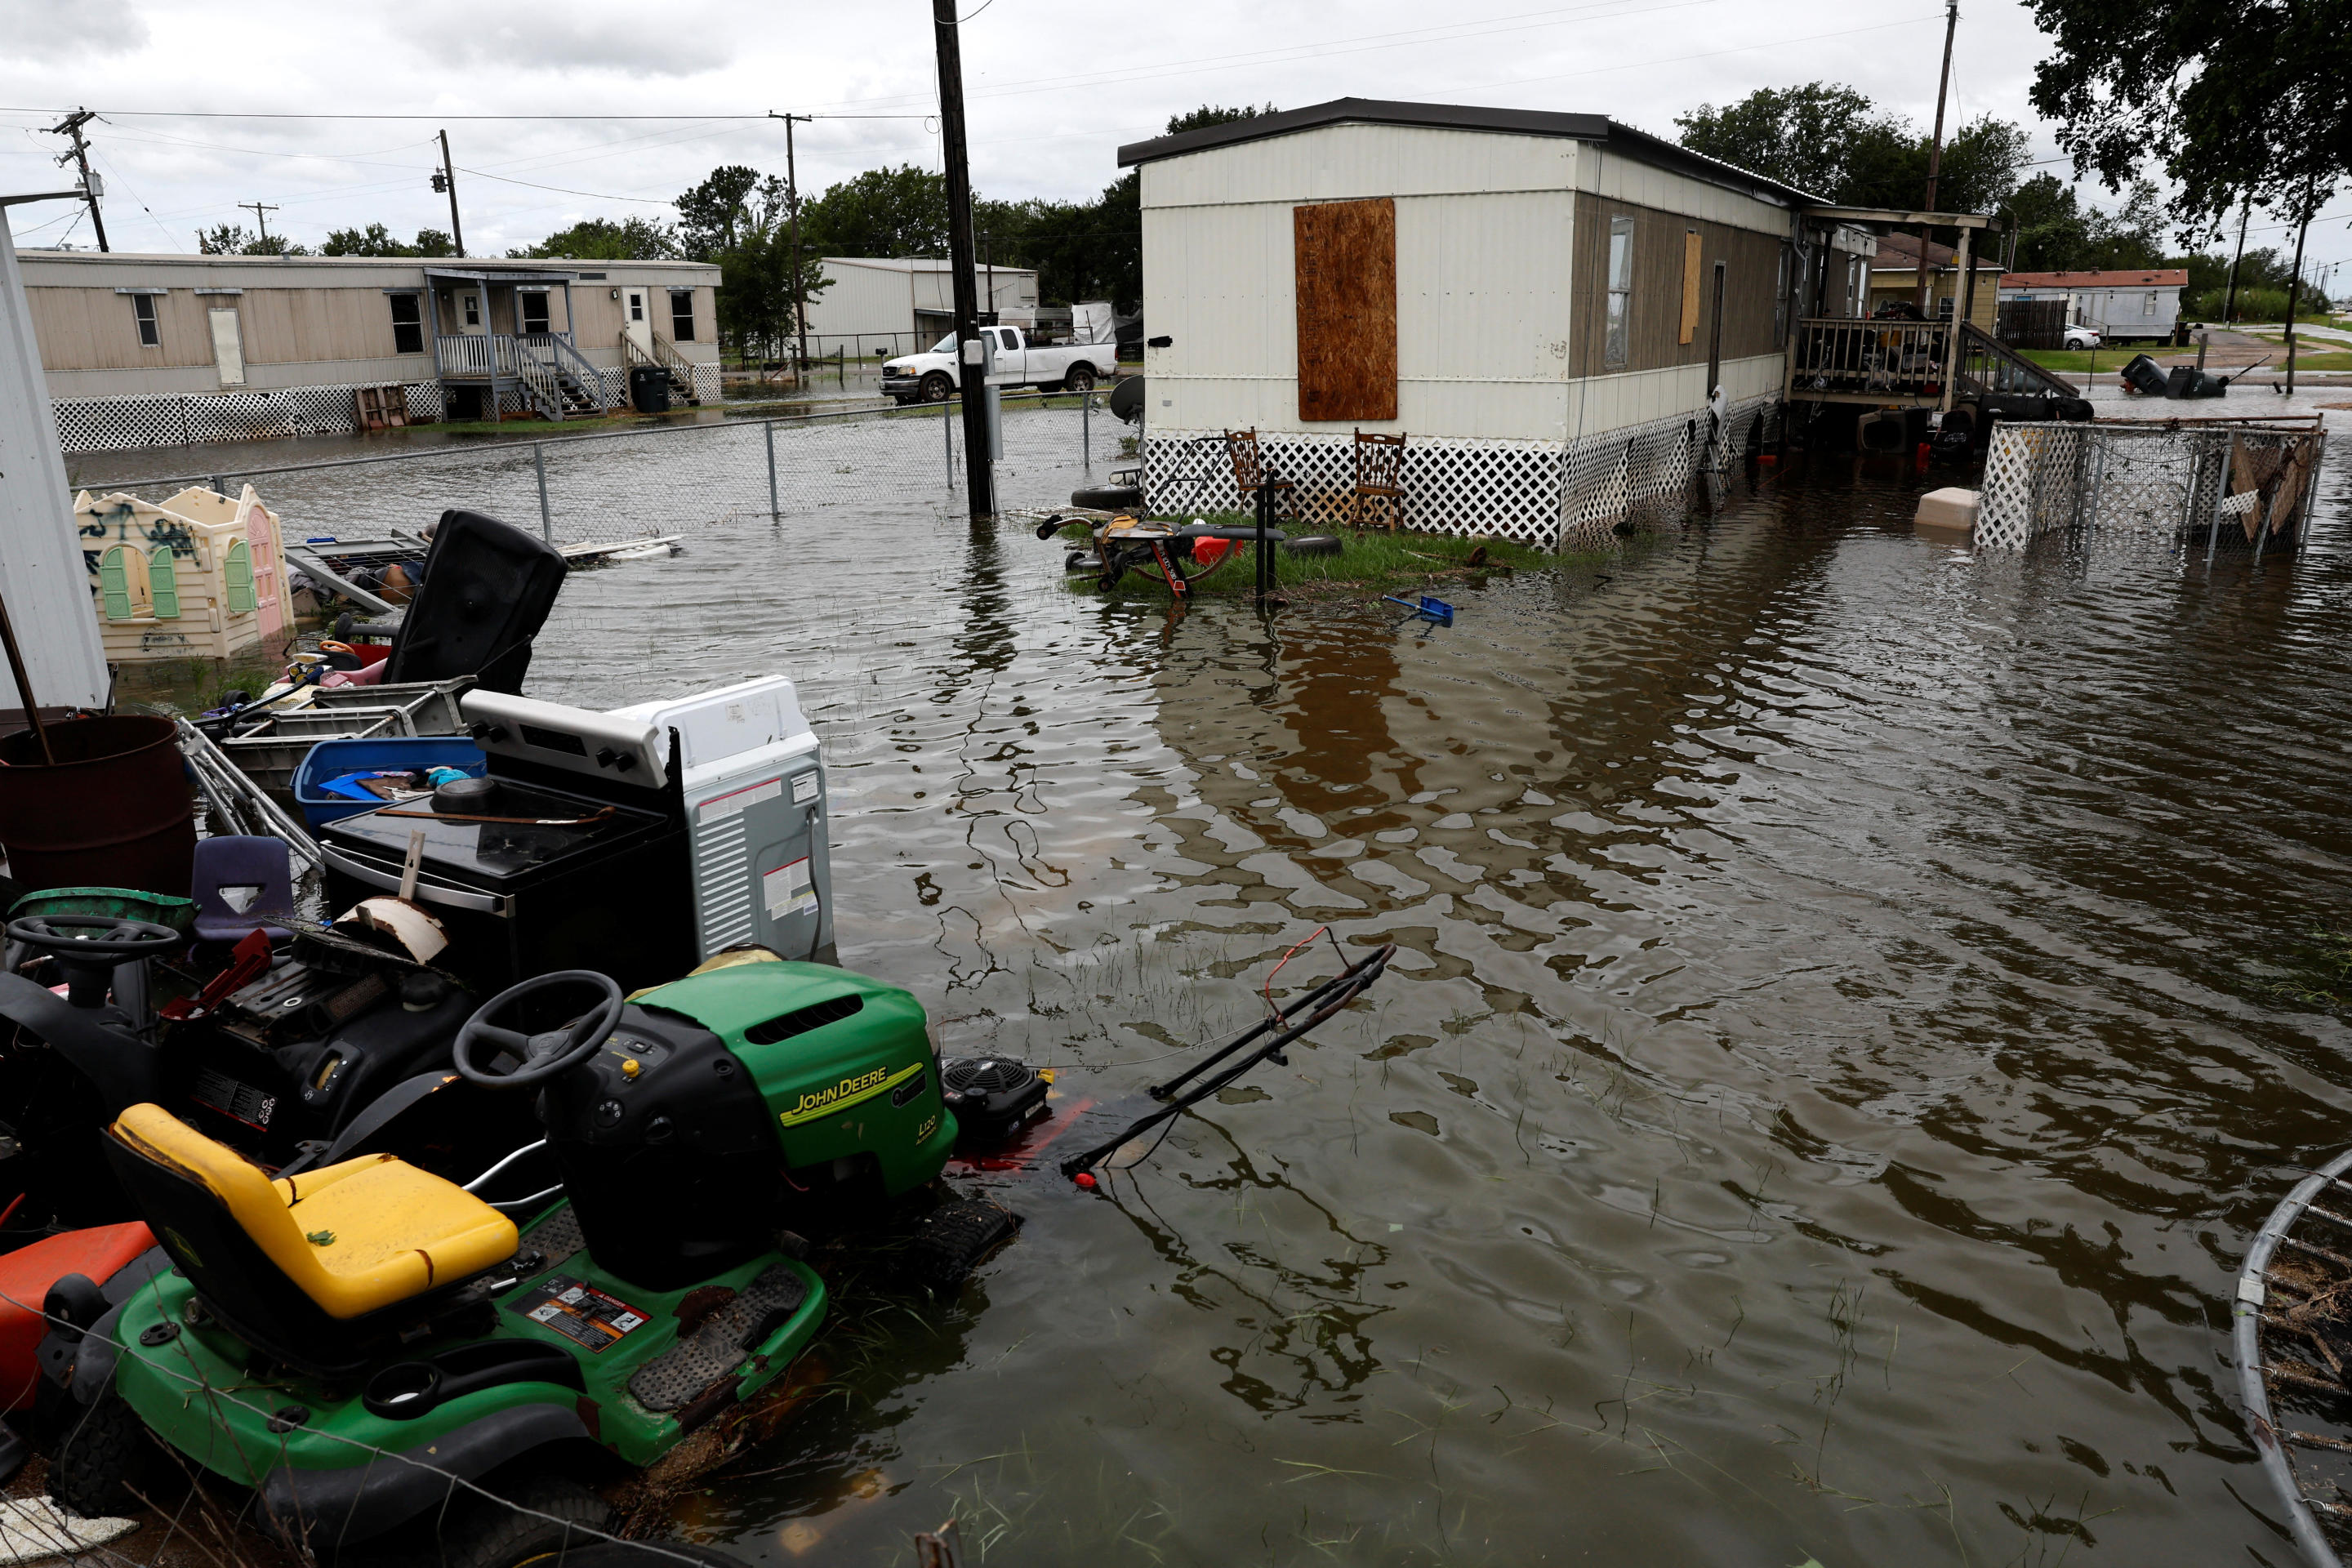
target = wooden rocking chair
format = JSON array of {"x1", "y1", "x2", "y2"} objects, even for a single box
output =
[
  {"x1": 1352, "y1": 430, "x2": 1407, "y2": 532},
  {"x1": 1223, "y1": 429, "x2": 1298, "y2": 523}
]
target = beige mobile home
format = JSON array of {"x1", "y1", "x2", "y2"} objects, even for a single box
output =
[{"x1": 20, "y1": 251, "x2": 720, "y2": 453}]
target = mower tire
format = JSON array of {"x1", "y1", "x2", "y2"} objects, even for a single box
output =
[
  {"x1": 901, "y1": 1200, "x2": 1022, "y2": 1294},
  {"x1": 432, "y1": 1470, "x2": 610, "y2": 1568},
  {"x1": 1283, "y1": 535, "x2": 1343, "y2": 557},
  {"x1": 50, "y1": 1391, "x2": 157, "y2": 1519}
]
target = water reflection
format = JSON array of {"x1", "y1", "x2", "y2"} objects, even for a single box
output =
[{"x1": 80, "y1": 395, "x2": 2352, "y2": 1562}]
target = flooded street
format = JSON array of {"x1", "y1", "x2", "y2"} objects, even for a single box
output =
[{"x1": 87, "y1": 394, "x2": 2352, "y2": 1564}]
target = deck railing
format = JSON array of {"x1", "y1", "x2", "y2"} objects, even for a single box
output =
[
  {"x1": 435, "y1": 333, "x2": 518, "y2": 380},
  {"x1": 1784, "y1": 318, "x2": 1955, "y2": 403}
]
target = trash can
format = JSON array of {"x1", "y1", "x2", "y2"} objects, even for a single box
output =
[
  {"x1": 629, "y1": 365, "x2": 670, "y2": 414},
  {"x1": 0, "y1": 715, "x2": 197, "y2": 897}
]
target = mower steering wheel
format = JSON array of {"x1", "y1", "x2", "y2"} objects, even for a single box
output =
[
  {"x1": 5, "y1": 914, "x2": 183, "y2": 962},
  {"x1": 452, "y1": 971, "x2": 626, "y2": 1089}
]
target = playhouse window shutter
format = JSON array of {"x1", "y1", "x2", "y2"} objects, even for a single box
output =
[
  {"x1": 148, "y1": 546, "x2": 180, "y2": 621},
  {"x1": 1294, "y1": 198, "x2": 1397, "y2": 422},
  {"x1": 223, "y1": 541, "x2": 256, "y2": 614},
  {"x1": 99, "y1": 546, "x2": 135, "y2": 621}
]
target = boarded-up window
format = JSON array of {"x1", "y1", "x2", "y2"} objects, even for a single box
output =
[
  {"x1": 1294, "y1": 198, "x2": 1396, "y2": 422},
  {"x1": 1680, "y1": 231, "x2": 1703, "y2": 345}
]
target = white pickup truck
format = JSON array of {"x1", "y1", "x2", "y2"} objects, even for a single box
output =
[{"x1": 882, "y1": 326, "x2": 1120, "y2": 404}]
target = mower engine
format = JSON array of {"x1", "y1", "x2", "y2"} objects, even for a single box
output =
[{"x1": 941, "y1": 1057, "x2": 1049, "y2": 1143}]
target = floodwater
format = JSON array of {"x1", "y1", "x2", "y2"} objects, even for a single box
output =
[{"x1": 89, "y1": 390, "x2": 2352, "y2": 1564}]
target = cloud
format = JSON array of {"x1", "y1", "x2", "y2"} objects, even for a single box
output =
[
  {"x1": 409, "y1": 6, "x2": 729, "y2": 78},
  {"x1": 0, "y1": 0, "x2": 150, "y2": 61}
]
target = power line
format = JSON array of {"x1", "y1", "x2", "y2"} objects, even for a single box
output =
[{"x1": 454, "y1": 166, "x2": 675, "y2": 205}]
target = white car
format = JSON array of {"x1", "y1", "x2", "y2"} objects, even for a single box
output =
[
  {"x1": 2063, "y1": 325, "x2": 2104, "y2": 350},
  {"x1": 881, "y1": 326, "x2": 1120, "y2": 405}
]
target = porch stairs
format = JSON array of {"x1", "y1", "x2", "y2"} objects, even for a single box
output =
[{"x1": 621, "y1": 331, "x2": 702, "y2": 406}]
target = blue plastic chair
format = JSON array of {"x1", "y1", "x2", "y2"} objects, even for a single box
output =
[{"x1": 191, "y1": 836, "x2": 300, "y2": 945}]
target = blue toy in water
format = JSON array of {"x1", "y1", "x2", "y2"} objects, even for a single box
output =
[{"x1": 1382, "y1": 594, "x2": 1454, "y2": 626}]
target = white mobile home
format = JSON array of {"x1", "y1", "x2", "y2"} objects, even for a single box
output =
[
  {"x1": 1998, "y1": 269, "x2": 2188, "y2": 344},
  {"x1": 800, "y1": 258, "x2": 1038, "y2": 359},
  {"x1": 1121, "y1": 98, "x2": 1842, "y2": 541}
]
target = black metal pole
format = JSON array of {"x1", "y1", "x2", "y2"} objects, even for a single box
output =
[
  {"x1": 933, "y1": 0, "x2": 996, "y2": 519},
  {"x1": 1254, "y1": 476, "x2": 1272, "y2": 604}
]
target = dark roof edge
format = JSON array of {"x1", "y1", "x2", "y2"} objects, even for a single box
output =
[{"x1": 1117, "y1": 97, "x2": 1822, "y2": 207}]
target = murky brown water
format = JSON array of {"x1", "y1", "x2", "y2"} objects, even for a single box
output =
[{"x1": 82, "y1": 391, "x2": 2352, "y2": 1564}]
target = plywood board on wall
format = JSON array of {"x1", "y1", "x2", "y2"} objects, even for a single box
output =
[
  {"x1": 1679, "y1": 230, "x2": 1703, "y2": 345},
  {"x1": 1294, "y1": 198, "x2": 1396, "y2": 422}
]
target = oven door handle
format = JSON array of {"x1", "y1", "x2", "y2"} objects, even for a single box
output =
[{"x1": 320, "y1": 846, "x2": 514, "y2": 916}]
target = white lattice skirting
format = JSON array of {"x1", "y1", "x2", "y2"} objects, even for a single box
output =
[
  {"x1": 1143, "y1": 395, "x2": 1780, "y2": 548},
  {"x1": 51, "y1": 364, "x2": 718, "y2": 456},
  {"x1": 52, "y1": 382, "x2": 449, "y2": 456}
]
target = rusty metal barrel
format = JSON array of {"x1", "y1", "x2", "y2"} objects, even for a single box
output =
[{"x1": 0, "y1": 715, "x2": 196, "y2": 898}]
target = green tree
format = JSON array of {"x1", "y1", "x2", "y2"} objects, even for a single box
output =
[
  {"x1": 675, "y1": 165, "x2": 764, "y2": 261},
  {"x1": 801, "y1": 165, "x2": 949, "y2": 257},
  {"x1": 413, "y1": 228, "x2": 457, "y2": 257},
  {"x1": 323, "y1": 222, "x2": 415, "y2": 256},
  {"x1": 197, "y1": 223, "x2": 310, "y2": 256},
  {"x1": 508, "y1": 216, "x2": 678, "y2": 260},
  {"x1": 1675, "y1": 82, "x2": 1886, "y2": 200},
  {"x1": 2029, "y1": 0, "x2": 2351, "y2": 239},
  {"x1": 1677, "y1": 84, "x2": 2028, "y2": 212}
]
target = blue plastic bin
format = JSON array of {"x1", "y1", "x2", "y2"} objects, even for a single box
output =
[{"x1": 292, "y1": 736, "x2": 488, "y2": 831}]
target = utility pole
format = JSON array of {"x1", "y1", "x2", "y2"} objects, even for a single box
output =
[
  {"x1": 239, "y1": 202, "x2": 279, "y2": 252},
  {"x1": 44, "y1": 108, "x2": 109, "y2": 252},
  {"x1": 2286, "y1": 185, "x2": 2316, "y2": 395},
  {"x1": 433, "y1": 131, "x2": 466, "y2": 258},
  {"x1": 1915, "y1": 0, "x2": 1959, "y2": 312},
  {"x1": 933, "y1": 0, "x2": 995, "y2": 519},
  {"x1": 768, "y1": 112, "x2": 813, "y2": 372},
  {"x1": 2223, "y1": 196, "x2": 2252, "y2": 324}
]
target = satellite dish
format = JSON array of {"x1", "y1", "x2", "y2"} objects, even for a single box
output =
[{"x1": 1108, "y1": 375, "x2": 1146, "y2": 425}]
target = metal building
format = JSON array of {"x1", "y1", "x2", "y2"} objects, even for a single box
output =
[
  {"x1": 800, "y1": 257, "x2": 1040, "y2": 360},
  {"x1": 1120, "y1": 99, "x2": 1861, "y2": 541}
]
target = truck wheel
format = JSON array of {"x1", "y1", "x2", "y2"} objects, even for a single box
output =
[
  {"x1": 920, "y1": 372, "x2": 954, "y2": 403},
  {"x1": 1062, "y1": 365, "x2": 1098, "y2": 394},
  {"x1": 431, "y1": 1470, "x2": 609, "y2": 1568}
]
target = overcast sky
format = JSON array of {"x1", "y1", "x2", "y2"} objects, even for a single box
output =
[{"x1": 0, "y1": 0, "x2": 2216, "y2": 257}]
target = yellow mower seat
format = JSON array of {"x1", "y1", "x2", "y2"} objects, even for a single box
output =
[{"x1": 109, "y1": 1104, "x2": 518, "y2": 1321}]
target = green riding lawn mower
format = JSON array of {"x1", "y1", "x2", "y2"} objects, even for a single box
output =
[
  {"x1": 38, "y1": 929, "x2": 1391, "y2": 1566},
  {"x1": 43, "y1": 950, "x2": 1004, "y2": 1564}
]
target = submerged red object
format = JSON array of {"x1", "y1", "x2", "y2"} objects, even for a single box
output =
[{"x1": 0, "y1": 1222, "x2": 155, "y2": 1410}]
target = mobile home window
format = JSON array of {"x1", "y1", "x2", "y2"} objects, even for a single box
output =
[
  {"x1": 2144, "y1": 292, "x2": 2158, "y2": 317},
  {"x1": 1605, "y1": 216, "x2": 1634, "y2": 368},
  {"x1": 519, "y1": 292, "x2": 550, "y2": 336},
  {"x1": 131, "y1": 294, "x2": 159, "y2": 347},
  {"x1": 387, "y1": 293, "x2": 423, "y2": 354},
  {"x1": 462, "y1": 293, "x2": 481, "y2": 327},
  {"x1": 669, "y1": 289, "x2": 695, "y2": 341}
]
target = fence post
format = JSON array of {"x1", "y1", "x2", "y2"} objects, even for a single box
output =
[
  {"x1": 944, "y1": 401, "x2": 954, "y2": 491},
  {"x1": 1082, "y1": 389, "x2": 1091, "y2": 469},
  {"x1": 2206, "y1": 434, "x2": 2231, "y2": 568},
  {"x1": 764, "y1": 420, "x2": 780, "y2": 523},
  {"x1": 533, "y1": 443, "x2": 553, "y2": 543}
]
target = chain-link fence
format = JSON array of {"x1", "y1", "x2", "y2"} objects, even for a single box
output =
[
  {"x1": 1977, "y1": 417, "x2": 2328, "y2": 558},
  {"x1": 69, "y1": 394, "x2": 1126, "y2": 555}
]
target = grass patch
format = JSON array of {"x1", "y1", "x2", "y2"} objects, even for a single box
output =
[
  {"x1": 1058, "y1": 513, "x2": 1557, "y2": 602},
  {"x1": 2018, "y1": 346, "x2": 2352, "y2": 374}
]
